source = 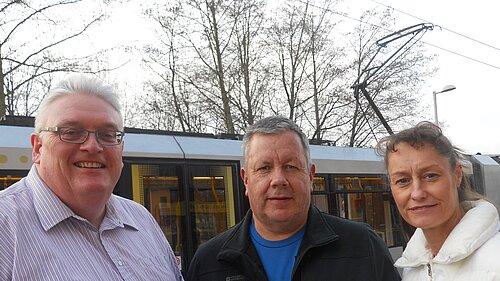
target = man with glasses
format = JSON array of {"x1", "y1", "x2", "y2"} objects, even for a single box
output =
[{"x1": 0, "y1": 75, "x2": 183, "y2": 280}]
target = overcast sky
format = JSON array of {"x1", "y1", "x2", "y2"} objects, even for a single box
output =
[{"x1": 90, "y1": 0, "x2": 500, "y2": 155}]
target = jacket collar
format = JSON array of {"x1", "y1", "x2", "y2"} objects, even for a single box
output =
[
  {"x1": 395, "y1": 199, "x2": 500, "y2": 267},
  {"x1": 217, "y1": 205, "x2": 339, "y2": 280},
  {"x1": 302, "y1": 205, "x2": 339, "y2": 247},
  {"x1": 218, "y1": 205, "x2": 339, "y2": 260},
  {"x1": 217, "y1": 210, "x2": 264, "y2": 280},
  {"x1": 219, "y1": 209, "x2": 254, "y2": 255}
]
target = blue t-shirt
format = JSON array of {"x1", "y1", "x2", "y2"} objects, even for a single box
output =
[{"x1": 250, "y1": 219, "x2": 306, "y2": 281}]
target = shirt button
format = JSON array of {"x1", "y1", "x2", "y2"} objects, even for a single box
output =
[{"x1": 118, "y1": 260, "x2": 123, "y2": 266}]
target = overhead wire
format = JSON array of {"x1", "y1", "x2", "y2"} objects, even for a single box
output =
[
  {"x1": 301, "y1": 0, "x2": 500, "y2": 70},
  {"x1": 371, "y1": 0, "x2": 500, "y2": 69},
  {"x1": 371, "y1": 0, "x2": 500, "y2": 52},
  {"x1": 424, "y1": 42, "x2": 500, "y2": 70}
]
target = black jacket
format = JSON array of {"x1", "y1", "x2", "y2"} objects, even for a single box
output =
[{"x1": 186, "y1": 206, "x2": 401, "y2": 281}]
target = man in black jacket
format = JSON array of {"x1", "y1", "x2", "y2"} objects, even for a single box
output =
[{"x1": 186, "y1": 116, "x2": 400, "y2": 281}]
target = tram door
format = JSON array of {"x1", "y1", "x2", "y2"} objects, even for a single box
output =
[
  {"x1": 127, "y1": 162, "x2": 240, "y2": 273},
  {"x1": 128, "y1": 164, "x2": 185, "y2": 269},
  {"x1": 188, "y1": 165, "x2": 237, "y2": 250}
]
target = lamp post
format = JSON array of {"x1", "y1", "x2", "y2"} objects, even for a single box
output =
[{"x1": 433, "y1": 85, "x2": 456, "y2": 125}]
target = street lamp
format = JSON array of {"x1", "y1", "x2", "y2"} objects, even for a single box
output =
[{"x1": 433, "y1": 85, "x2": 456, "y2": 125}]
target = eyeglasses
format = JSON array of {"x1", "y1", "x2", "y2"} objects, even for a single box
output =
[{"x1": 39, "y1": 127, "x2": 124, "y2": 146}]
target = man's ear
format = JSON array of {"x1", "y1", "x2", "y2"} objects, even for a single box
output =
[
  {"x1": 31, "y1": 133, "x2": 42, "y2": 164},
  {"x1": 241, "y1": 167, "x2": 249, "y2": 196}
]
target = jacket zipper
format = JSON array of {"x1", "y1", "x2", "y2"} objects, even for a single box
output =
[{"x1": 426, "y1": 263, "x2": 433, "y2": 281}]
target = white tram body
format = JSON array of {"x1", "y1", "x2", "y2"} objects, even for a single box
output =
[
  {"x1": 1, "y1": 123, "x2": 499, "y2": 272},
  {"x1": 0, "y1": 125, "x2": 388, "y2": 174},
  {"x1": 2, "y1": 124, "x2": 498, "y2": 199}
]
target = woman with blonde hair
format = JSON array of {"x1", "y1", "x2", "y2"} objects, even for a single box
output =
[{"x1": 377, "y1": 121, "x2": 500, "y2": 280}]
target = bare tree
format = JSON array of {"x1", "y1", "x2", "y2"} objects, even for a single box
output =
[
  {"x1": 228, "y1": 0, "x2": 268, "y2": 129},
  {"x1": 142, "y1": 0, "x2": 269, "y2": 134},
  {"x1": 179, "y1": 0, "x2": 238, "y2": 134},
  {"x1": 293, "y1": 0, "x2": 353, "y2": 145},
  {"x1": 140, "y1": 1, "x2": 207, "y2": 132},
  {"x1": 0, "y1": 0, "x2": 109, "y2": 119},
  {"x1": 268, "y1": 0, "x2": 314, "y2": 120},
  {"x1": 136, "y1": 0, "x2": 435, "y2": 144}
]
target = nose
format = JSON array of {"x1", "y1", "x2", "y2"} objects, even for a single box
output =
[
  {"x1": 79, "y1": 132, "x2": 104, "y2": 152},
  {"x1": 410, "y1": 180, "x2": 427, "y2": 200},
  {"x1": 270, "y1": 167, "x2": 289, "y2": 188}
]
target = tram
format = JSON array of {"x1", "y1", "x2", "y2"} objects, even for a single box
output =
[{"x1": 1, "y1": 117, "x2": 499, "y2": 273}]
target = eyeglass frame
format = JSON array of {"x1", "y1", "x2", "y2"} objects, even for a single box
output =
[{"x1": 39, "y1": 127, "x2": 125, "y2": 146}]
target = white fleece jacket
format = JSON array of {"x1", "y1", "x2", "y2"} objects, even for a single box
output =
[{"x1": 395, "y1": 199, "x2": 500, "y2": 281}]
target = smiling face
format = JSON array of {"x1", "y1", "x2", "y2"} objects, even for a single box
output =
[
  {"x1": 241, "y1": 130, "x2": 315, "y2": 239},
  {"x1": 31, "y1": 93, "x2": 124, "y2": 215},
  {"x1": 387, "y1": 142, "x2": 463, "y2": 234}
]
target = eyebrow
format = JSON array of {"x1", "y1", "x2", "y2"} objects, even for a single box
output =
[
  {"x1": 55, "y1": 121, "x2": 119, "y2": 130},
  {"x1": 389, "y1": 163, "x2": 442, "y2": 176}
]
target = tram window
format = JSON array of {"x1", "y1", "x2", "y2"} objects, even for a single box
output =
[
  {"x1": 313, "y1": 177, "x2": 326, "y2": 191},
  {"x1": 1, "y1": 172, "x2": 26, "y2": 190},
  {"x1": 312, "y1": 194, "x2": 329, "y2": 213},
  {"x1": 1, "y1": 177, "x2": 21, "y2": 190},
  {"x1": 144, "y1": 176, "x2": 183, "y2": 251},
  {"x1": 189, "y1": 165, "x2": 236, "y2": 250},
  {"x1": 334, "y1": 177, "x2": 387, "y2": 191},
  {"x1": 312, "y1": 176, "x2": 328, "y2": 212},
  {"x1": 130, "y1": 164, "x2": 185, "y2": 264},
  {"x1": 331, "y1": 176, "x2": 402, "y2": 247}
]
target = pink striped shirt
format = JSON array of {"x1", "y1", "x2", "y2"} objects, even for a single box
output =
[{"x1": 0, "y1": 166, "x2": 183, "y2": 281}]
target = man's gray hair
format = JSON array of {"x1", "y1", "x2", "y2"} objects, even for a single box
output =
[
  {"x1": 34, "y1": 74, "x2": 122, "y2": 132},
  {"x1": 242, "y1": 116, "x2": 311, "y2": 169}
]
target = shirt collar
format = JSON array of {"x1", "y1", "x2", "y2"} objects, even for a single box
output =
[
  {"x1": 27, "y1": 165, "x2": 139, "y2": 231},
  {"x1": 28, "y1": 166, "x2": 75, "y2": 231},
  {"x1": 102, "y1": 194, "x2": 139, "y2": 231}
]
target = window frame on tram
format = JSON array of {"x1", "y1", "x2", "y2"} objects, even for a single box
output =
[
  {"x1": 118, "y1": 157, "x2": 247, "y2": 273},
  {"x1": 312, "y1": 173, "x2": 404, "y2": 248},
  {"x1": 0, "y1": 170, "x2": 28, "y2": 190}
]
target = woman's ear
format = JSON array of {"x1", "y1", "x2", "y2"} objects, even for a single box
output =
[{"x1": 454, "y1": 163, "x2": 463, "y2": 188}]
